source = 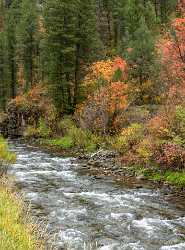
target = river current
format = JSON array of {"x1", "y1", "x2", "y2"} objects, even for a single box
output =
[{"x1": 8, "y1": 142, "x2": 185, "y2": 250}]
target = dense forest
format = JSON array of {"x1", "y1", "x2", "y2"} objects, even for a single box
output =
[
  {"x1": 0, "y1": 0, "x2": 180, "y2": 110},
  {"x1": 0, "y1": 0, "x2": 185, "y2": 185},
  {"x1": 1, "y1": 1, "x2": 185, "y2": 249}
]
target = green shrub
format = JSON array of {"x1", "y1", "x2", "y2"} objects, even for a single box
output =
[
  {"x1": 175, "y1": 105, "x2": 185, "y2": 125},
  {"x1": 170, "y1": 105, "x2": 185, "y2": 142},
  {"x1": 38, "y1": 117, "x2": 103, "y2": 152},
  {"x1": 84, "y1": 142, "x2": 97, "y2": 152},
  {"x1": 136, "y1": 138, "x2": 153, "y2": 163},
  {"x1": 164, "y1": 171, "x2": 185, "y2": 187},
  {"x1": 46, "y1": 137, "x2": 74, "y2": 149},
  {"x1": 150, "y1": 172, "x2": 163, "y2": 182},
  {"x1": 68, "y1": 125, "x2": 101, "y2": 152},
  {"x1": 38, "y1": 119, "x2": 51, "y2": 138},
  {"x1": 172, "y1": 135, "x2": 185, "y2": 147},
  {"x1": 86, "y1": 132, "x2": 102, "y2": 152},
  {"x1": 24, "y1": 120, "x2": 51, "y2": 139},
  {"x1": 112, "y1": 123, "x2": 144, "y2": 153},
  {"x1": 0, "y1": 137, "x2": 16, "y2": 176},
  {"x1": 58, "y1": 117, "x2": 76, "y2": 134},
  {"x1": 68, "y1": 126, "x2": 87, "y2": 148}
]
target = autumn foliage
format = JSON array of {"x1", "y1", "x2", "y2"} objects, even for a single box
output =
[
  {"x1": 9, "y1": 85, "x2": 55, "y2": 127},
  {"x1": 110, "y1": 13, "x2": 185, "y2": 169},
  {"x1": 84, "y1": 57, "x2": 127, "y2": 85},
  {"x1": 159, "y1": 16, "x2": 185, "y2": 102},
  {"x1": 155, "y1": 143, "x2": 185, "y2": 170},
  {"x1": 76, "y1": 57, "x2": 128, "y2": 133}
]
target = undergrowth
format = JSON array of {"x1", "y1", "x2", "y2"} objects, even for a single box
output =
[{"x1": 0, "y1": 181, "x2": 44, "y2": 250}]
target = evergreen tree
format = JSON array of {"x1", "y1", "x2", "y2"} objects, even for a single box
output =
[
  {"x1": 43, "y1": 0, "x2": 101, "y2": 113},
  {"x1": 126, "y1": 17, "x2": 159, "y2": 104},
  {"x1": 123, "y1": 0, "x2": 158, "y2": 42},
  {"x1": 0, "y1": 0, "x2": 6, "y2": 109},
  {"x1": 151, "y1": 0, "x2": 177, "y2": 23},
  {"x1": 73, "y1": 0, "x2": 102, "y2": 106},
  {"x1": 0, "y1": 33, "x2": 6, "y2": 110},
  {"x1": 4, "y1": 0, "x2": 22, "y2": 99},
  {"x1": 159, "y1": 0, "x2": 177, "y2": 23},
  {"x1": 0, "y1": 0, "x2": 178, "y2": 112},
  {"x1": 43, "y1": 0, "x2": 78, "y2": 113},
  {"x1": 96, "y1": 0, "x2": 126, "y2": 51},
  {"x1": 16, "y1": 0, "x2": 38, "y2": 91}
]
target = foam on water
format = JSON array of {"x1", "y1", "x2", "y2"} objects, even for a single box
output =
[
  {"x1": 8, "y1": 141, "x2": 185, "y2": 250},
  {"x1": 160, "y1": 242, "x2": 185, "y2": 250}
]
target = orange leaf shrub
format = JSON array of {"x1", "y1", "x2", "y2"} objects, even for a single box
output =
[
  {"x1": 76, "y1": 57, "x2": 128, "y2": 133},
  {"x1": 9, "y1": 85, "x2": 56, "y2": 129},
  {"x1": 146, "y1": 113, "x2": 170, "y2": 139},
  {"x1": 76, "y1": 82, "x2": 127, "y2": 134},
  {"x1": 159, "y1": 16, "x2": 185, "y2": 102},
  {"x1": 84, "y1": 57, "x2": 127, "y2": 87}
]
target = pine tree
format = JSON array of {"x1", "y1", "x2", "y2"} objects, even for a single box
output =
[
  {"x1": 73, "y1": 0, "x2": 102, "y2": 107},
  {"x1": 16, "y1": 0, "x2": 38, "y2": 91},
  {"x1": 127, "y1": 18, "x2": 156, "y2": 82},
  {"x1": 96, "y1": 0, "x2": 126, "y2": 51},
  {"x1": 43, "y1": 0, "x2": 101, "y2": 113},
  {"x1": 4, "y1": 0, "x2": 22, "y2": 99},
  {"x1": 0, "y1": 0, "x2": 6, "y2": 109},
  {"x1": 123, "y1": 0, "x2": 158, "y2": 42},
  {"x1": 0, "y1": 32, "x2": 6, "y2": 110},
  {"x1": 43, "y1": 0, "x2": 78, "y2": 113},
  {"x1": 126, "y1": 17, "x2": 159, "y2": 104},
  {"x1": 151, "y1": 0, "x2": 177, "y2": 23}
]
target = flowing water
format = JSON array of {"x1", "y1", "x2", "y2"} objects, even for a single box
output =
[{"x1": 8, "y1": 142, "x2": 185, "y2": 250}]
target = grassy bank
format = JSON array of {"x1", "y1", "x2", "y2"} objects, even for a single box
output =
[
  {"x1": 0, "y1": 137, "x2": 44, "y2": 250},
  {"x1": 126, "y1": 165, "x2": 185, "y2": 189},
  {"x1": 23, "y1": 117, "x2": 185, "y2": 189},
  {"x1": 0, "y1": 181, "x2": 43, "y2": 250},
  {"x1": 25, "y1": 117, "x2": 104, "y2": 154},
  {"x1": 145, "y1": 169, "x2": 185, "y2": 188}
]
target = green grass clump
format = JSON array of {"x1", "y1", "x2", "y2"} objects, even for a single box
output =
[
  {"x1": 58, "y1": 117, "x2": 76, "y2": 133},
  {"x1": 164, "y1": 171, "x2": 185, "y2": 187},
  {"x1": 68, "y1": 125, "x2": 102, "y2": 152},
  {"x1": 54, "y1": 117, "x2": 103, "y2": 153},
  {"x1": 24, "y1": 119, "x2": 51, "y2": 139},
  {"x1": 150, "y1": 172, "x2": 163, "y2": 182},
  {"x1": 146, "y1": 168, "x2": 185, "y2": 187},
  {"x1": 0, "y1": 137, "x2": 16, "y2": 164},
  {"x1": 46, "y1": 136, "x2": 74, "y2": 149},
  {"x1": 0, "y1": 184, "x2": 43, "y2": 250},
  {"x1": 38, "y1": 119, "x2": 51, "y2": 138}
]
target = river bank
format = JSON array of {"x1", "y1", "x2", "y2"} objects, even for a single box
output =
[
  {"x1": 3, "y1": 109, "x2": 185, "y2": 192},
  {"x1": 0, "y1": 178, "x2": 44, "y2": 250},
  {"x1": 22, "y1": 137, "x2": 185, "y2": 197},
  {"x1": 0, "y1": 137, "x2": 44, "y2": 250},
  {"x1": 8, "y1": 141, "x2": 185, "y2": 249}
]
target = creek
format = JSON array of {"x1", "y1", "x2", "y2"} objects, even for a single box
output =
[{"x1": 8, "y1": 141, "x2": 185, "y2": 250}]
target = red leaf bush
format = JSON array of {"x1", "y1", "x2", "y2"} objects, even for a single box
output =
[{"x1": 155, "y1": 143, "x2": 185, "y2": 170}]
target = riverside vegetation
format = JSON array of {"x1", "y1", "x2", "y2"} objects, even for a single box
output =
[
  {"x1": 0, "y1": 0, "x2": 185, "y2": 188},
  {"x1": 0, "y1": 137, "x2": 43, "y2": 250}
]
